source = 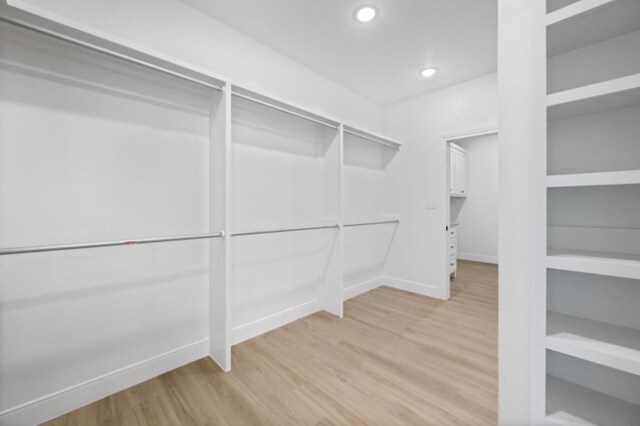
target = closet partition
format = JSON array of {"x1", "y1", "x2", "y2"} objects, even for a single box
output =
[
  {"x1": 342, "y1": 127, "x2": 401, "y2": 299},
  {"x1": 228, "y1": 87, "x2": 343, "y2": 344}
]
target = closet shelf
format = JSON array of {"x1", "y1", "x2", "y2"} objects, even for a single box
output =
[
  {"x1": 547, "y1": 0, "x2": 640, "y2": 57},
  {"x1": 0, "y1": 0, "x2": 227, "y2": 92},
  {"x1": 546, "y1": 375, "x2": 640, "y2": 425},
  {"x1": 343, "y1": 125, "x2": 401, "y2": 150},
  {"x1": 547, "y1": 170, "x2": 640, "y2": 188},
  {"x1": 547, "y1": 248, "x2": 640, "y2": 280},
  {"x1": 547, "y1": 73, "x2": 640, "y2": 120},
  {"x1": 547, "y1": 0, "x2": 615, "y2": 26},
  {"x1": 547, "y1": 311, "x2": 640, "y2": 376}
]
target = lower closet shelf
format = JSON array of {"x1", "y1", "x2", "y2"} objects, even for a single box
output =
[
  {"x1": 547, "y1": 311, "x2": 640, "y2": 376},
  {"x1": 547, "y1": 375, "x2": 640, "y2": 426},
  {"x1": 547, "y1": 249, "x2": 640, "y2": 280}
]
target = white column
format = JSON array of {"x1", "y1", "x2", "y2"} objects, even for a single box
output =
[{"x1": 497, "y1": 0, "x2": 546, "y2": 423}]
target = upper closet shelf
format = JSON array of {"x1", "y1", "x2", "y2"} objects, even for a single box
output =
[
  {"x1": 0, "y1": 0, "x2": 226, "y2": 91},
  {"x1": 231, "y1": 86, "x2": 340, "y2": 130},
  {"x1": 547, "y1": 0, "x2": 616, "y2": 26},
  {"x1": 343, "y1": 125, "x2": 401, "y2": 150},
  {"x1": 547, "y1": 311, "x2": 640, "y2": 376},
  {"x1": 547, "y1": 73, "x2": 640, "y2": 120},
  {"x1": 547, "y1": 0, "x2": 640, "y2": 56},
  {"x1": 547, "y1": 249, "x2": 640, "y2": 280},
  {"x1": 547, "y1": 170, "x2": 640, "y2": 187}
]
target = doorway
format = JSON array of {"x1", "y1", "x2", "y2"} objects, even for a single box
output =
[{"x1": 444, "y1": 128, "x2": 499, "y2": 299}]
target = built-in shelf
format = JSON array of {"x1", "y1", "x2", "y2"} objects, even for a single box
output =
[
  {"x1": 231, "y1": 86, "x2": 340, "y2": 130},
  {"x1": 547, "y1": 311, "x2": 640, "y2": 376},
  {"x1": 547, "y1": 375, "x2": 640, "y2": 425},
  {"x1": 547, "y1": 170, "x2": 640, "y2": 187},
  {"x1": 343, "y1": 125, "x2": 401, "y2": 150},
  {"x1": 547, "y1": 73, "x2": 640, "y2": 120},
  {"x1": 547, "y1": 0, "x2": 640, "y2": 56},
  {"x1": 547, "y1": 248, "x2": 640, "y2": 280},
  {"x1": 547, "y1": 0, "x2": 615, "y2": 26}
]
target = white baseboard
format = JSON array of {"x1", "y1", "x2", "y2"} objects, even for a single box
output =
[
  {"x1": 383, "y1": 276, "x2": 444, "y2": 300},
  {"x1": 458, "y1": 252, "x2": 499, "y2": 265},
  {"x1": 343, "y1": 276, "x2": 384, "y2": 300},
  {"x1": 230, "y1": 299, "x2": 319, "y2": 345},
  {"x1": 0, "y1": 339, "x2": 209, "y2": 426}
]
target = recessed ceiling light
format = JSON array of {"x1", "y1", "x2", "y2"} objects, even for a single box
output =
[
  {"x1": 420, "y1": 68, "x2": 437, "y2": 78},
  {"x1": 355, "y1": 5, "x2": 378, "y2": 23}
]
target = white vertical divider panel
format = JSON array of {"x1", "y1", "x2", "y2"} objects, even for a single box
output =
[
  {"x1": 209, "y1": 84, "x2": 231, "y2": 371},
  {"x1": 498, "y1": 0, "x2": 546, "y2": 423},
  {"x1": 318, "y1": 124, "x2": 344, "y2": 317}
]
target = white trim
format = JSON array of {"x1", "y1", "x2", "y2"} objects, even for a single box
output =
[
  {"x1": 383, "y1": 276, "x2": 444, "y2": 300},
  {"x1": 230, "y1": 299, "x2": 319, "y2": 345},
  {"x1": 443, "y1": 126, "x2": 499, "y2": 143},
  {"x1": 0, "y1": 339, "x2": 209, "y2": 426},
  {"x1": 458, "y1": 252, "x2": 499, "y2": 265},
  {"x1": 343, "y1": 277, "x2": 384, "y2": 300}
]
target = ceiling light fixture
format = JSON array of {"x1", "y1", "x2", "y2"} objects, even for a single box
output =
[
  {"x1": 355, "y1": 5, "x2": 378, "y2": 23},
  {"x1": 420, "y1": 68, "x2": 437, "y2": 78}
]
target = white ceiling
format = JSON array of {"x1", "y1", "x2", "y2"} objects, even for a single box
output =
[{"x1": 183, "y1": 0, "x2": 497, "y2": 105}]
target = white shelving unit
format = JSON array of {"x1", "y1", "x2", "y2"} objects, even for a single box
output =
[
  {"x1": 540, "y1": 0, "x2": 640, "y2": 423},
  {"x1": 0, "y1": 3, "x2": 403, "y2": 424}
]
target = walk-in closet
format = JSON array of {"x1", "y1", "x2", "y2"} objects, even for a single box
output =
[{"x1": 1, "y1": 0, "x2": 634, "y2": 424}]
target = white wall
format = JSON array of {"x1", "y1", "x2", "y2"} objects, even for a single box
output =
[
  {"x1": 451, "y1": 134, "x2": 499, "y2": 264},
  {"x1": 383, "y1": 73, "x2": 498, "y2": 299},
  {"x1": 16, "y1": 0, "x2": 384, "y2": 132}
]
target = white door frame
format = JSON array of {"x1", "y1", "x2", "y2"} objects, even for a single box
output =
[{"x1": 442, "y1": 126, "x2": 498, "y2": 300}]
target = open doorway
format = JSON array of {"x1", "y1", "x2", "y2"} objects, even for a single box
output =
[{"x1": 444, "y1": 128, "x2": 499, "y2": 299}]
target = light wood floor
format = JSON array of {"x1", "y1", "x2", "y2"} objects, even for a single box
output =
[{"x1": 44, "y1": 260, "x2": 498, "y2": 425}]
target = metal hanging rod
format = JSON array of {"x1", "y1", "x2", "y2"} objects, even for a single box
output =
[
  {"x1": 0, "y1": 17, "x2": 224, "y2": 93},
  {"x1": 232, "y1": 92, "x2": 339, "y2": 130},
  {"x1": 343, "y1": 128, "x2": 401, "y2": 150},
  {"x1": 344, "y1": 220, "x2": 400, "y2": 228},
  {"x1": 232, "y1": 224, "x2": 339, "y2": 237},
  {"x1": 0, "y1": 232, "x2": 224, "y2": 256}
]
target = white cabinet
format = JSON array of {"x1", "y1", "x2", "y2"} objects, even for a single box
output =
[
  {"x1": 449, "y1": 143, "x2": 468, "y2": 197},
  {"x1": 449, "y1": 224, "x2": 458, "y2": 278}
]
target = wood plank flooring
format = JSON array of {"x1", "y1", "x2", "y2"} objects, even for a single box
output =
[{"x1": 44, "y1": 260, "x2": 498, "y2": 425}]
